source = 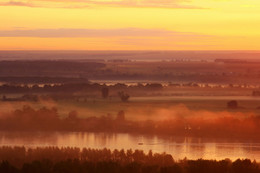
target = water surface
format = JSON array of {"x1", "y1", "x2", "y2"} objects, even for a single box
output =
[{"x1": 0, "y1": 132, "x2": 260, "y2": 161}]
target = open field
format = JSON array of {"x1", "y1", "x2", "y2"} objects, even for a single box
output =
[{"x1": 0, "y1": 59, "x2": 260, "y2": 84}]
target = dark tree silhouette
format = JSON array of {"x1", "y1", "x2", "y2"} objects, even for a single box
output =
[
  {"x1": 0, "y1": 147, "x2": 260, "y2": 173},
  {"x1": 2, "y1": 95, "x2": 6, "y2": 101},
  {"x1": 118, "y1": 91, "x2": 130, "y2": 102},
  {"x1": 101, "y1": 87, "x2": 109, "y2": 99},
  {"x1": 227, "y1": 100, "x2": 238, "y2": 109}
]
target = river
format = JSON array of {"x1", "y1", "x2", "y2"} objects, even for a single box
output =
[{"x1": 0, "y1": 131, "x2": 260, "y2": 161}]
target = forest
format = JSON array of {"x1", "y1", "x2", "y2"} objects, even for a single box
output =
[{"x1": 0, "y1": 147, "x2": 259, "y2": 173}]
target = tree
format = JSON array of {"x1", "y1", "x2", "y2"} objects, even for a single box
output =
[
  {"x1": 2, "y1": 95, "x2": 6, "y2": 101},
  {"x1": 118, "y1": 91, "x2": 130, "y2": 102},
  {"x1": 227, "y1": 100, "x2": 238, "y2": 109},
  {"x1": 101, "y1": 87, "x2": 109, "y2": 99}
]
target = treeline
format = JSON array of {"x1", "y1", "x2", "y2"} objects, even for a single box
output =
[
  {"x1": 0, "y1": 147, "x2": 259, "y2": 173},
  {"x1": 1, "y1": 106, "x2": 260, "y2": 139},
  {"x1": 1, "y1": 82, "x2": 259, "y2": 96},
  {"x1": 0, "y1": 83, "x2": 163, "y2": 94}
]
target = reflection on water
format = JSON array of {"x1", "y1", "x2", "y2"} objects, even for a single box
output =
[{"x1": 0, "y1": 131, "x2": 260, "y2": 161}]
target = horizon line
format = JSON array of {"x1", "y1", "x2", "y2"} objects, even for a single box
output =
[{"x1": 1, "y1": 50, "x2": 260, "y2": 52}]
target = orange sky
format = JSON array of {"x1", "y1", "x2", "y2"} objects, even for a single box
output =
[{"x1": 0, "y1": 0, "x2": 260, "y2": 50}]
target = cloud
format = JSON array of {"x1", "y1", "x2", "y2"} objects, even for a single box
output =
[
  {"x1": 0, "y1": 0, "x2": 204, "y2": 9},
  {"x1": 0, "y1": 28, "x2": 205, "y2": 38},
  {"x1": 0, "y1": 0, "x2": 88, "y2": 8},
  {"x1": 82, "y1": 0, "x2": 203, "y2": 9},
  {"x1": 0, "y1": 1, "x2": 36, "y2": 7}
]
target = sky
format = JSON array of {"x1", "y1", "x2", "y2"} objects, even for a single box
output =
[{"x1": 0, "y1": 0, "x2": 260, "y2": 50}]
